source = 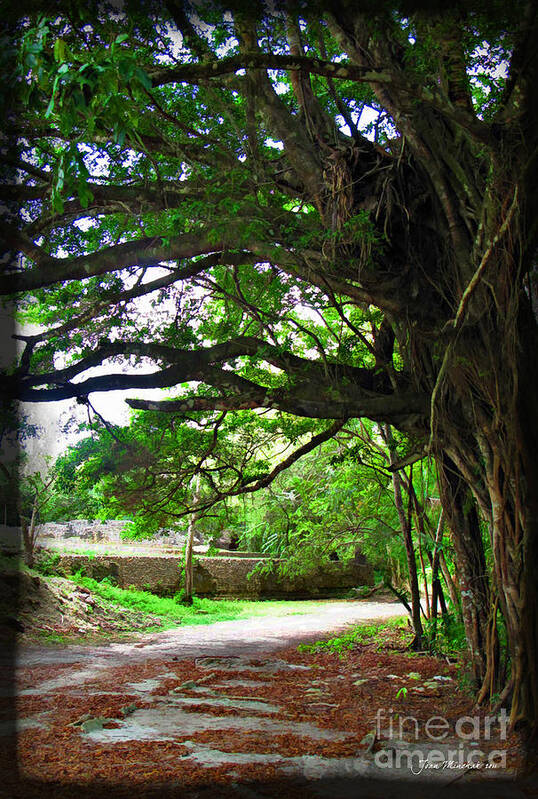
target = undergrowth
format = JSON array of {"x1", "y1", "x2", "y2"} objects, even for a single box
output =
[
  {"x1": 422, "y1": 613, "x2": 468, "y2": 656},
  {"x1": 70, "y1": 574, "x2": 245, "y2": 624},
  {"x1": 298, "y1": 616, "x2": 408, "y2": 656},
  {"x1": 68, "y1": 573, "x2": 339, "y2": 626}
]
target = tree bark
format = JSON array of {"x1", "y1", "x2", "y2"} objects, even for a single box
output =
[
  {"x1": 21, "y1": 500, "x2": 38, "y2": 569},
  {"x1": 392, "y1": 468, "x2": 424, "y2": 649},
  {"x1": 438, "y1": 550, "x2": 461, "y2": 616},
  {"x1": 479, "y1": 302, "x2": 538, "y2": 733},
  {"x1": 436, "y1": 454, "x2": 490, "y2": 689},
  {"x1": 182, "y1": 475, "x2": 201, "y2": 605}
]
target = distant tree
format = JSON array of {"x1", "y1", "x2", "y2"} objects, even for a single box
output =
[
  {"x1": 66, "y1": 408, "x2": 454, "y2": 646},
  {"x1": 18, "y1": 469, "x2": 57, "y2": 567}
]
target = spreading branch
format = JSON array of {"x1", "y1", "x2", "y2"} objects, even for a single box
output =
[{"x1": 0, "y1": 229, "x2": 240, "y2": 294}]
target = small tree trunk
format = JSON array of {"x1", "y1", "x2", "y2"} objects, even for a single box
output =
[
  {"x1": 438, "y1": 549, "x2": 461, "y2": 615},
  {"x1": 430, "y1": 511, "x2": 443, "y2": 619},
  {"x1": 436, "y1": 576, "x2": 448, "y2": 615},
  {"x1": 408, "y1": 488, "x2": 431, "y2": 619},
  {"x1": 380, "y1": 425, "x2": 424, "y2": 646},
  {"x1": 392, "y1": 468, "x2": 424, "y2": 649},
  {"x1": 182, "y1": 475, "x2": 201, "y2": 605},
  {"x1": 183, "y1": 524, "x2": 195, "y2": 605},
  {"x1": 428, "y1": 510, "x2": 446, "y2": 642},
  {"x1": 21, "y1": 500, "x2": 38, "y2": 568},
  {"x1": 430, "y1": 552, "x2": 442, "y2": 621},
  {"x1": 417, "y1": 527, "x2": 430, "y2": 619}
]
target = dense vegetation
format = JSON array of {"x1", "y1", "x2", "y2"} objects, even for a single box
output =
[
  {"x1": 2, "y1": 0, "x2": 537, "y2": 739},
  {"x1": 46, "y1": 417, "x2": 447, "y2": 597}
]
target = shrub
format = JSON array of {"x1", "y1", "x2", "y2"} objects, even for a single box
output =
[{"x1": 34, "y1": 552, "x2": 61, "y2": 576}]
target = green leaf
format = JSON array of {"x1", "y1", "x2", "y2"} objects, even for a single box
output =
[
  {"x1": 77, "y1": 183, "x2": 94, "y2": 209},
  {"x1": 118, "y1": 59, "x2": 134, "y2": 81},
  {"x1": 134, "y1": 67, "x2": 152, "y2": 90},
  {"x1": 114, "y1": 126, "x2": 126, "y2": 147},
  {"x1": 53, "y1": 38, "x2": 66, "y2": 63},
  {"x1": 51, "y1": 193, "x2": 64, "y2": 214}
]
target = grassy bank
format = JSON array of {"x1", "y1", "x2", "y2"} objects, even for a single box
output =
[
  {"x1": 70, "y1": 574, "x2": 343, "y2": 626},
  {"x1": 2, "y1": 554, "x2": 357, "y2": 642}
]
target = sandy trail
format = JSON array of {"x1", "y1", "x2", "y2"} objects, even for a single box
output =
[{"x1": 15, "y1": 598, "x2": 403, "y2": 670}]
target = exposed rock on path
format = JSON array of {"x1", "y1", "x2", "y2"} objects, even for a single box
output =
[{"x1": 3, "y1": 601, "x2": 530, "y2": 798}]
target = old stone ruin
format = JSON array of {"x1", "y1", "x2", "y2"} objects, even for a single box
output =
[{"x1": 3, "y1": 520, "x2": 374, "y2": 600}]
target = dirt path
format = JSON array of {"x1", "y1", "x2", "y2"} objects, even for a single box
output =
[
  {"x1": 3, "y1": 600, "x2": 532, "y2": 798},
  {"x1": 15, "y1": 598, "x2": 404, "y2": 669}
]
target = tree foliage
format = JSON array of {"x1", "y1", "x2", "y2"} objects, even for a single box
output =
[{"x1": 2, "y1": 0, "x2": 538, "y2": 735}]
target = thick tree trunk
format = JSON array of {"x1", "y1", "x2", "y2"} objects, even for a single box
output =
[
  {"x1": 480, "y1": 303, "x2": 538, "y2": 734},
  {"x1": 430, "y1": 243, "x2": 538, "y2": 744},
  {"x1": 436, "y1": 454, "x2": 490, "y2": 688},
  {"x1": 508, "y1": 309, "x2": 538, "y2": 735}
]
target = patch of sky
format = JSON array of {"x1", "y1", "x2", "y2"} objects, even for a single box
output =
[
  {"x1": 189, "y1": 13, "x2": 216, "y2": 43},
  {"x1": 73, "y1": 218, "x2": 99, "y2": 232},
  {"x1": 264, "y1": 138, "x2": 284, "y2": 150},
  {"x1": 77, "y1": 143, "x2": 112, "y2": 182},
  {"x1": 217, "y1": 37, "x2": 238, "y2": 58},
  {"x1": 154, "y1": 23, "x2": 183, "y2": 64},
  {"x1": 335, "y1": 115, "x2": 352, "y2": 138},
  {"x1": 269, "y1": 68, "x2": 292, "y2": 87},
  {"x1": 273, "y1": 80, "x2": 289, "y2": 95},
  {"x1": 468, "y1": 42, "x2": 509, "y2": 120}
]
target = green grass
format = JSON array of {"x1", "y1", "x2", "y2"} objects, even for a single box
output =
[
  {"x1": 69, "y1": 574, "x2": 343, "y2": 626},
  {"x1": 39, "y1": 631, "x2": 68, "y2": 645},
  {"x1": 298, "y1": 616, "x2": 408, "y2": 655}
]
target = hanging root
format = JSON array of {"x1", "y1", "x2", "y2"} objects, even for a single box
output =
[{"x1": 476, "y1": 595, "x2": 500, "y2": 705}]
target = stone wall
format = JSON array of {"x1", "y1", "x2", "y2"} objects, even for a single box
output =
[
  {"x1": 54, "y1": 553, "x2": 373, "y2": 599},
  {"x1": 193, "y1": 556, "x2": 374, "y2": 598},
  {"x1": 34, "y1": 520, "x2": 196, "y2": 547}
]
